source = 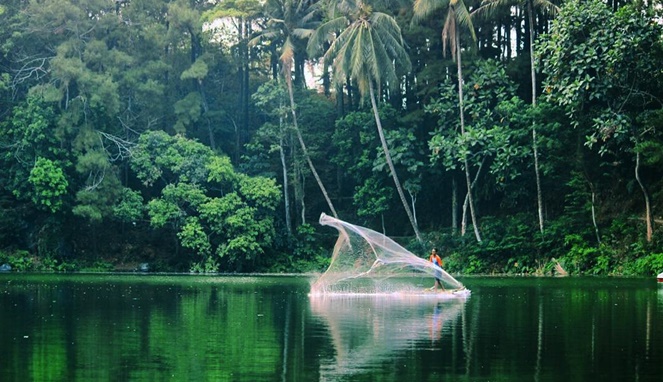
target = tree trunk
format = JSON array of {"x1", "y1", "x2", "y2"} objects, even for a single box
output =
[
  {"x1": 462, "y1": 157, "x2": 485, "y2": 239},
  {"x1": 451, "y1": 176, "x2": 458, "y2": 235},
  {"x1": 635, "y1": 151, "x2": 653, "y2": 242},
  {"x1": 198, "y1": 80, "x2": 215, "y2": 150},
  {"x1": 456, "y1": 32, "x2": 482, "y2": 243},
  {"x1": 369, "y1": 84, "x2": 424, "y2": 245},
  {"x1": 408, "y1": 188, "x2": 419, "y2": 229},
  {"x1": 589, "y1": 181, "x2": 600, "y2": 244},
  {"x1": 279, "y1": 113, "x2": 292, "y2": 237},
  {"x1": 506, "y1": 13, "x2": 512, "y2": 59},
  {"x1": 346, "y1": 76, "x2": 354, "y2": 111},
  {"x1": 291, "y1": 136, "x2": 305, "y2": 225},
  {"x1": 286, "y1": 70, "x2": 339, "y2": 219},
  {"x1": 242, "y1": 20, "x2": 250, "y2": 147},
  {"x1": 336, "y1": 82, "x2": 345, "y2": 116},
  {"x1": 528, "y1": 1, "x2": 545, "y2": 235}
]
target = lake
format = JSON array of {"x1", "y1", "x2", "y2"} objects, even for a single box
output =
[{"x1": 1, "y1": 274, "x2": 662, "y2": 381}]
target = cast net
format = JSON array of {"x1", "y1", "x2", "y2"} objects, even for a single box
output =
[{"x1": 310, "y1": 213, "x2": 467, "y2": 295}]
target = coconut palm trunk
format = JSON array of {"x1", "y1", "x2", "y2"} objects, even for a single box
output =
[
  {"x1": 414, "y1": 0, "x2": 481, "y2": 242},
  {"x1": 369, "y1": 84, "x2": 424, "y2": 244},
  {"x1": 285, "y1": 71, "x2": 339, "y2": 219},
  {"x1": 278, "y1": 117, "x2": 293, "y2": 236},
  {"x1": 528, "y1": 1, "x2": 545, "y2": 234},
  {"x1": 472, "y1": 0, "x2": 559, "y2": 235},
  {"x1": 635, "y1": 151, "x2": 653, "y2": 242},
  {"x1": 308, "y1": 4, "x2": 421, "y2": 244},
  {"x1": 455, "y1": 26, "x2": 482, "y2": 242}
]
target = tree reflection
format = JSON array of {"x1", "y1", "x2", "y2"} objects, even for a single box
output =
[{"x1": 309, "y1": 295, "x2": 467, "y2": 379}]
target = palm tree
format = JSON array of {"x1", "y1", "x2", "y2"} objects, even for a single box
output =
[
  {"x1": 413, "y1": 0, "x2": 482, "y2": 242},
  {"x1": 308, "y1": 0, "x2": 424, "y2": 244},
  {"x1": 473, "y1": 0, "x2": 559, "y2": 234},
  {"x1": 252, "y1": 0, "x2": 340, "y2": 219}
]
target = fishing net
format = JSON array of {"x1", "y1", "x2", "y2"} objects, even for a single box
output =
[{"x1": 310, "y1": 213, "x2": 467, "y2": 295}]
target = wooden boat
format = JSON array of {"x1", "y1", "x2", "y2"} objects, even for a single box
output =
[{"x1": 658, "y1": 272, "x2": 663, "y2": 283}]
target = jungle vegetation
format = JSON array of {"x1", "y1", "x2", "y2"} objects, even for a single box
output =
[{"x1": 0, "y1": 0, "x2": 662, "y2": 275}]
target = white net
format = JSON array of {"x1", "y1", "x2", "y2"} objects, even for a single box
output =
[{"x1": 310, "y1": 213, "x2": 468, "y2": 296}]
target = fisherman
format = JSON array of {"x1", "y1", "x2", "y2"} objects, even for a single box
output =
[{"x1": 429, "y1": 248, "x2": 445, "y2": 290}]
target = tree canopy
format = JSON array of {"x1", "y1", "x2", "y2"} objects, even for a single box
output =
[{"x1": 0, "y1": 0, "x2": 662, "y2": 275}]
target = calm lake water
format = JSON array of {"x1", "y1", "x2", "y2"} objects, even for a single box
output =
[{"x1": 1, "y1": 274, "x2": 662, "y2": 381}]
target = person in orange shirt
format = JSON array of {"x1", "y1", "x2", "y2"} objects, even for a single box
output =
[{"x1": 429, "y1": 248, "x2": 445, "y2": 290}]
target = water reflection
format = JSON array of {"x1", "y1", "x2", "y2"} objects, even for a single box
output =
[
  {"x1": 3, "y1": 275, "x2": 663, "y2": 381},
  {"x1": 309, "y1": 295, "x2": 466, "y2": 379}
]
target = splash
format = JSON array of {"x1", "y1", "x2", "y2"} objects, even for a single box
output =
[{"x1": 310, "y1": 213, "x2": 468, "y2": 296}]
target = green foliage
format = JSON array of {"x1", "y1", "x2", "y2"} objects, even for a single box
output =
[
  {"x1": 1, "y1": 250, "x2": 33, "y2": 272},
  {"x1": 181, "y1": 58, "x2": 209, "y2": 81},
  {"x1": 113, "y1": 188, "x2": 145, "y2": 223},
  {"x1": 79, "y1": 260, "x2": 114, "y2": 273},
  {"x1": 178, "y1": 217, "x2": 212, "y2": 256},
  {"x1": 174, "y1": 92, "x2": 202, "y2": 134},
  {"x1": 308, "y1": 4, "x2": 411, "y2": 98},
  {"x1": 539, "y1": 0, "x2": 663, "y2": 151},
  {"x1": 277, "y1": 223, "x2": 329, "y2": 273},
  {"x1": 238, "y1": 175, "x2": 280, "y2": 210},
  {"x1": 332, "y1": 104, "x2": 424, "y2": 224},
  {"x1": 0, "y1": 0, "x2": 662, "y2": 275},
  {"x1": 147, "y1": 198, "x2": 183, "y2": 228},
  {"x1": 131, "y1": 131, "x2": 280, "y2": 270},
  {"x1": 354, "y1": 177, "x2": 392, "y2": 218},
  {"x1": 626, "y1": 253, "x2": 663, "y2": 276},
  {"x1": 0, "y1": 249, "x2": 76, "y2": 272},
  {"x1": 28, "y1": 157, "x2": 69, "y2": 213},
  {"x1": 189, "y1": 256, "x2": 220, "y2": 273},
  {"x1": 464, "y1": 255, "x2": 485, "y2": 275},
  {"x1": 428, "y1": 59, "x2": 527, "y2": 179},
  {"x1": 132, "y1": 131, "x2": 210, "y2": 186},
  {"x1": 1, "y1": 96, "x2": 69, "y2": 209},
  {"x1": 296, "y1": 223, "x2": 326, "y2": 263},
  {"x1": 73, "y1": 172, "x2": 123, "y2": 222},
  {"x1": 559, "y1": 234, "x2": 600, "y2": 274}
]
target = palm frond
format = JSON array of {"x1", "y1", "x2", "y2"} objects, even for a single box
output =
[
  {"x1": 348, "y1": 26, "x2": 366, "y2": 88},
  {"x1": 314, "y1": 4, "x2": 410, "y2": 97},
  {"x1": 471, "y1": 0, "x2": 514, "y2": 19},
  {"x1": 412, "y1": 0, "x2": 450, "y2": 24},
  {"x1": 292, "y1": 27, "x2": 313, "y2": 39},
  {"x1": 454, "y1": 2, "x2": 477, "y2": 42},
  {"x1": 248, "y1": 31, "x2": 279, "y2": 48},
  {"x1": 442, "y1": 9, "x2": 456, "y2": 59},
  {"x1": 307, "y1": 16, "x2": 349, "y2": 57},
  {"x1": 280, "y1": 36, "x2": 296, "y2": 65},
  {"x1": 533, "y1": 0, "x2": 560, "y2": 15},
  {"x1": 369, "y1": 27, "x2": 396, "y2": 88},
  {"x1": 371, "y1": 13, "x2": 411, "y2": 73}
]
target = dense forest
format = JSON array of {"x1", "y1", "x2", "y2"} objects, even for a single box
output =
[{"x1": 0, "y1": 0, "x2": 662, "y2": 275}]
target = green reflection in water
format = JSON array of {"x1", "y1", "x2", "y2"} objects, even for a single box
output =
[
  {"x1": 1, "y1": 274, "x2": 662, "y2": 381},
  {"x1": 1, "y1": 274, "x2": 315, "y2": 381}
]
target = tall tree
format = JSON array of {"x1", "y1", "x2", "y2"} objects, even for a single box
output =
[
  {"x1": 308, "y1": 0, "x2": 423, "y2": 244},
  {"x1": 539, "y1": 0, "x2": 663, "y2": 242},
  {"x1": 473, "y1": 0, "x2": 559, "y2": 234},
  {"x1": 413, "y1": 0, "x2": 482, "y2": 242},
  {"x1": 204, "y1": 0, "x2": 263, "y2": 162},
  {"x1": 251, "y1": 80, "x2": 294, "y2": 236},
  {"x1": 250, "y1": 0, "x2": 340, "y2": 218},
  {"x1": 131, "y1": 131, "x2": 281, "y2": 271}
]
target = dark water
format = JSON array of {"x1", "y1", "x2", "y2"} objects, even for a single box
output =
[{"x1": 1, "y1": 274, "x2": 662, "y2": 381}]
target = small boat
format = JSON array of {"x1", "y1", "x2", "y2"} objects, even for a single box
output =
[{"x1": 658, "y1": 272, "x2": 663, "y2": 283}]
